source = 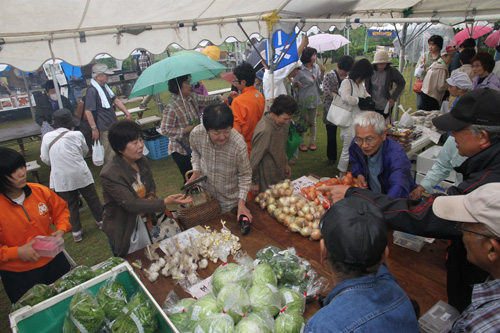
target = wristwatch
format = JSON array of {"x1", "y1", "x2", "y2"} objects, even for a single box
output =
[{"x1": 91, "y1": 126, "x2": 97, "y2": 130}]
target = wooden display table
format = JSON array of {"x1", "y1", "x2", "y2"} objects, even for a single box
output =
[{"x1": 126, "y1": 201, "x2": 447, "y2": 322}]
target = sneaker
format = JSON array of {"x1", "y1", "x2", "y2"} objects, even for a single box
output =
[
  {"x1": 73, "y1": 230, "x2": 83, "y2": 243},
  {"x1": 95, "y1": 221, "x2": 103, "y2": 229},
  {"x1": 299, "y1": 143, "x2": 308, "y2": 152}
]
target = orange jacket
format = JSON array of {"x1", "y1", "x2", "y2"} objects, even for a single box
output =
[
  {"x1": 231, "y1": 86, "x2": 265, "y2": 156},
  {"x1": 0, "y1": 183, "x2": 71, "y2": 272}
]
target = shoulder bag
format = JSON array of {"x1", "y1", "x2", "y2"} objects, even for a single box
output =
[{"x1": 326, "y1": 79, "x2": 354, "y2": 128}]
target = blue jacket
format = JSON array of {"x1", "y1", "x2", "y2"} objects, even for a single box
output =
[
  {"x1": 349, "y1": 137, "x2": 417, "y2": 199},
  {"x1": 305, "y1": 264, "x2": 419, "y2": 333}
]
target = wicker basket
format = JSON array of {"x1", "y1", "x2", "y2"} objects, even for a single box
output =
[{"x1": 177, "y1": 171, "x2": 221, "y2": 229}]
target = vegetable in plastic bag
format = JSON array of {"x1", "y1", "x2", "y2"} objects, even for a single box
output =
[
  {"x1": 187, "y1": 294, "x2": 220, "y2": 326},
  {"x1": 111, "y1": 292, "x2": 158, "y2": 333},
  {"x1": 54, "y1": 265, "x2": 95, "y2": 293},
  {"x1": 216, "y1": 283, "x2": 250, "y2": 324},
  {"x1": 251, "y1": 264, "x2": 277, "y2": 287},
  {"x1": 279, "y1": 287, "x2": 305, "y2": 313},
  {"x1": 234, "y1": 316, "x2": 267, "y2": 333},
  {"x1": 248, "y1": 283, "x2": 280, "y2": 316},
  {"x1": 211, "y1": 263, "x2": 251, "y2": 297},
  {"x1": 255, "y1": 245, "x2": 282, "y2": 264},
  {"x1": 94, "y1": 257, "x2": 125, "y2": 276},
  {"x1": 63, "y1": 288, "x2": 105, "y2": 333},
  {"x1": 246, "y1": 312, "x2": 274, "y2": 333},
  {"x1": 96, "y1": 280, "x2": 127, "y2": 321},
  {"x1": 11, "y1": 284, "x2": 57, "y2": 312},
  {"x1": 166, "y1": 296, "x2": 196, "y2": 332},
  {"x1": 274, "y1": 311, "x2": 305, "y2": 333},
  {"x1": 190, "y1": 313, "x2": 234, "y2": 333}
]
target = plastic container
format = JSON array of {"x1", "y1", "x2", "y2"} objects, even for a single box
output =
[
  {"x1": 416, "y1": 146, "x2": 456, "y2": 182},
  {"x1": 9, "y1": 262, "x2": 177, "y2": 333},
  {"x1": 144, "y1": 136, "x2": 170, "y2": 161},
  {"x1": 393, "y1": 231, "x2": 426, "y2": 252},
  {"x1": 419, "y1": 300, "x2": 460, "y2": 332},
  {"x1": 32, "y1": 236, "x2": 64, "y2": 257}
]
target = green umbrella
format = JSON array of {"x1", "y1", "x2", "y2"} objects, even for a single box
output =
[{"x1": 129, "y1": 50, "x2": 227, "y2": 98}]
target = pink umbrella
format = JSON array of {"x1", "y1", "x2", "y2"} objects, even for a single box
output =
[
  {"x1": 454, "y1": 25, "x2": 493, "y2": 46},
  {"x1": 485, "y1": 30, "x2": 500, "y2": 48},
  {"x1": 308, "y1": 34, "x2": 350, "y2": 53}
]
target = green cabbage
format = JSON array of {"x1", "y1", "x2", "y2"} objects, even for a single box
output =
[
  {"x1": 187, "y1": 294, "x2": 221, "y2": 327},
  {"x1": 190, "y1": 313, "x2": 234, "y2": 333},
  {"x1": 96, "y1": 281, "x2": 127, "y2": 321},
  {"x1": 234, "y1": 316, "x2": 267, "y2": 333},
  {"x1": 216, "y1": 284, "x2": 250, "y2": 324},
  {"x1": 274, "y1": 311, "x2": 305, "y2": 333},
  {"x1": 63, "y1": 289, "x2": 105, "y2": 333},
  {"x1": 278, "y1": 287, "x2": 305, "y2": 313},
  {"x1": 245, "y1": 312, "x2": 274, "y2": 333},
  {"x1": 168, "y1": 298, "x2": 197, "y2": 332},
  {"x1": 111, "y1": 292, "x2": 158, "y2": 333},
  {"x1": 54, "y1": 265, "x2": 95, "y2": 293},
  {"x1": 12, "y1": 284, "x2": 57, "y2": 312},
  {"x1": 252, "y1": 264, "x2": 277, "y2": 286},
  {"x1": 211, "y1": 263, "x2": 251, "y2": 297},
  {"x1": 247, "y1": 284, "x2": 280, "y2": 316}
]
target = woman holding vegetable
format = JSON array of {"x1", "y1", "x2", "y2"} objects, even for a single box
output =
[
  {"x1": 0, "y1": 147, "x2": 72, "y2": 303},
  {"x1": 160, "y1": 74, "x2": 224, "y2": 182},
  {"x1": 101, "y1": 120, "x2": 192, "y2": 257}
]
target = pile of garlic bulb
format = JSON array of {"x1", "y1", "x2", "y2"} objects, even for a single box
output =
[{"x1": 194, "y1": 223, "x2": 242, "y2": 263}]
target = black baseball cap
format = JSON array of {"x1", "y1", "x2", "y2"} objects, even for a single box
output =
[
  {"x1": 320, "y1": 197, "x2": 387, "y2": 267},
  {"x1": 432, "y1": 88, "x2": 500, "y2": 131}
]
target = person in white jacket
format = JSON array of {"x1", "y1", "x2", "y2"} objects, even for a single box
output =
[
  {"x1": 420, "y1": 46, "x2": 455, "y2": 110},
  {"x1": 337, "y1": 59, "x2": 373, "y2": 178},
  {"x1": 40, "y1": 109, "x2": 103, "y2": 242}
]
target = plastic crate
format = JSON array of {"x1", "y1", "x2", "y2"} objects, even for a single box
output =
[
  {"x1": 9, "y1": 262, "x2": 178, "y2": 333},
  {"x1": 393, "y1": 230, "x2": 426, "y2": 252},
  {"x1": 144, "y1": 136, "x2": 170, "y2": 161},
  {"x1": 419, "y1": 300, "x2": 460, "y2": 332}
]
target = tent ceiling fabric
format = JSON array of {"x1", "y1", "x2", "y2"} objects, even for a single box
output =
[{"x1": 1, "y1": 0, "x2": 500, "y2": 71}]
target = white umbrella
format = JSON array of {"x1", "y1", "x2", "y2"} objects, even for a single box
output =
[{"x1": 308, "y1": 34, "x2": 350, "y2": 53}]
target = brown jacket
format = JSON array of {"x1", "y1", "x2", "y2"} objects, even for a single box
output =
[{"x1": 100, "y1": 155, "x2": 165, "y2": 257}]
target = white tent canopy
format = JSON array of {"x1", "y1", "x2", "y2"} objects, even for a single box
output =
[{"x1": 1, "y1": 0, "x2": 500, "y2": 71}]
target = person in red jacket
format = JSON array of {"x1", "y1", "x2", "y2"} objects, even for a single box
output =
[{"x1": 0, "y1": 148, "x2": 72, "y2": 303}]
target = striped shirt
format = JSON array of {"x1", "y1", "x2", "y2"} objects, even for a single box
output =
[
  {"x1": 452, "y1": 277, "x2": 500, "y2": 332},
  {"x1": 138, "y1": 53, "x2": 151, "y2": 72},
  {"x1": 189, "y1": 125, "x2": 251, "y2": 213},
  {"x1": 160, "y1": 93, "x2": 219, "y2": 155}
]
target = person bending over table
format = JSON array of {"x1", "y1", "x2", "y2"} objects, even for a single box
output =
[
  {"x1": 100, "y1": 120, "x2": 191, "y2": 257},
  {"x1": 0, "y1": 147, "x2": 72, "y2": 303},
  {"x1": 188, "y1": 103, "x2": 253, "y2": 221}
]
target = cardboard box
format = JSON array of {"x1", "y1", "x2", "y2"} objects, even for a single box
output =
[
  {"x1": 416, "y1": 146, "x2": 456, "y2": 182},
  {"x1": 9, "y1": 262, "x2": 178, "y2": 333}
]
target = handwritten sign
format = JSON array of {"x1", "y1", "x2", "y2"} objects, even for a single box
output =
[
  {"x1": 291, "y1": 176, "x2": 316, "y2": 195},
  {"x1": 187, "y1": 275, "x2": 212, "y2": 298}
]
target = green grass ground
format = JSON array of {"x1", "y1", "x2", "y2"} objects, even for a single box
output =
[{"x1": 0, "y1": 61, "x2": 418, "y2": 331}]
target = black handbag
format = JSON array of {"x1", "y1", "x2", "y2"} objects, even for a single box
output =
[{"x1": 358, "y1": 97, "x2": 375, "y2": 110}]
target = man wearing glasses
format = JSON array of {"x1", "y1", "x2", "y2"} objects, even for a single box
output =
[
  {"x1": 319, "y1": 89, "x2": 500, "y2": 312},
  {"x1": 348, "y1": 111, "x2": 417, "y2": 199},
  {"x1": 433, "y1": 183, "x2": 500, "y2": 332}
]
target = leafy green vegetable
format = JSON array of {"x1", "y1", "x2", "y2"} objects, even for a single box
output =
[
  {"x1": 255, "y1": 245, "x2": 282, "y2": 264},
  {"x1": 234, "y1": 316, "x2": 267, "y2": 333},
  {"x1": 11, "y1": 284, "x2": 57, "y2": 312},
  {"x1": 187, "y1": 294, "x2": 220, "y2": 327},
  {"x1": 274, "y1": 311, "x2": 305, "y2": 333},
  {"x1": 216, "y1": 283, "x2": 250, "y2": 324},
  {"x1": 111, "y1": 292, "x2": 158, "y2": 333},
  {"x1": 96, "y1": 281, "x2": 127, "y2": 321},
  {"x1": 211, "y1": 263, "x2": 251, "y2": 297},
  {"x1": 278, "y1": 287, "x2": 305, "y2": 313},
  {"x1": 248, "y1": 283, "x2": 280, "y2": 316},
  {"x1": 54, "y1": 265, "x2": 95, "y2": 293},
  {"x1": 252, "y1": 264, "x2": 277, "y2": 287},
  {"x1": 63, "y1": 289, "x2": 105, "y2": 333},
  {"x1": 246, "y1": 312, "x2": 274, "y2": 333},
  {"x1": 191, "y1": 313, "x2": 234, "y2": 333},
  {"x1": 168, "y1": 297, "x2": 196, "y2": 332},
  {"x1": 94, "y1": 257, "x2": 125, "y2": 276}
]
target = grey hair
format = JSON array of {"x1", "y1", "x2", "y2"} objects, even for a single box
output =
[
  {"x1": 91, "y1": 72, "x2": 97, "y2": 80},
  {"x1": 469, "y1": 124, "x2": 500, "y2": 144},
  {"x1": 354, "y1": 111, "x2": 386, "y2": 136}
]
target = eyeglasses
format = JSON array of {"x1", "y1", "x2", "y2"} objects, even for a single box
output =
[
  {"x1": 354, "y1": 137, "x2": 378, "y2": 146},
  {"x1": 232, "y1": 78, "x2": 240, "y2": 83},
  {"x1": 454, "y1": 223, "x2": 500, "y2": 243}
]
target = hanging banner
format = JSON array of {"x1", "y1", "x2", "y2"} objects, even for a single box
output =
[
  {"x1": 265, "y1": 30, "x2": 299, "y2": 70},
  {"x1": 368, "y1": 30, "x2": 397, "y2": 38}
]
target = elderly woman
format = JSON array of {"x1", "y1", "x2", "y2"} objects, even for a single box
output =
[
  {"x1": 293, "y1": 47, "x2": 326, "y2": 152},
  {"x1": 365, "y1": 50, "x2": 406, "y2": 120},
  {"x1": 0, "y1": 148, "x2": 72, "y2": 303},
  {"x1": 188, "y1": 103, "x2": 253, "y2": 220},
  {"x1": 101, "y1": 120, "x2": 191, "y2": 257},
  {"x1": 160, "y1": 74, "x2": 223, "y2": 181},
  {"x1": 337, "y1": 58, "x2": 373, "y2": 178},
  {"x1": 470, "y1": 52, "x2": 500, "y2": 91},
  {"x1": 415, "y1": 35, "x2": 443, "y2": 110}
]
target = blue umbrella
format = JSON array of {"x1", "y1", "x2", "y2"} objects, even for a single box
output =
[{"x1": 130, "y1": 50, "x2": 226, "y2": 98}]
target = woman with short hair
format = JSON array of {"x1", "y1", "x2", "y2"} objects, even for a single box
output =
[{"x1": 470, "y1": 52, "x2": 500, "y2": 91}]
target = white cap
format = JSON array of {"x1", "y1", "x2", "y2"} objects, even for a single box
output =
[{"x1": 446, "y1": 72, "x2": 472, "y2": 90}]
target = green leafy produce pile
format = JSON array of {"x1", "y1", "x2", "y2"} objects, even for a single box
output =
[
  {"x1": 111, "y1": 292, "x2": 158, "y2": 333},
  {"x1": 54, "y1": 265, "x2": 95, "y2": 293},
  {"x1": 96, "y1": 281, "x2": 128, "y2": 321},
  {"x1": 63, "y1": 289, "x2": 105, "y2": 333},
  {"x1": 11, "y1": 284, "x2": 57, "y2": 312}
]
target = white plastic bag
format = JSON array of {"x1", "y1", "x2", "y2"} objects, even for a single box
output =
[
  {"x1": 92, "y1": 140, "x2": 105, "y2": 166},
  {"x1": 440, "y1": 100, "x2": 449, "y2": 114},
  {"x1": 383, "y1": 101, "x2": 391, "y2": 115},
  {"x1": 398, "y1": 105, "x2": 414, "y2": 127},
  {"x1": 414, "y1": 62, "x2": 425, "y2": 78},
  {"x1": 143, "y1": 144, "x2": 150, "y2": 156}
]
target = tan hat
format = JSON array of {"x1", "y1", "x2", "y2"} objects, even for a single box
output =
[
  {"x1": 372, "y1": 50, "x2": 391, "y2": 64},
  {"x1": 92, "y1": 63, "x2": 114, "y2": 75},
  {"x1": 433, "y1": 183, "x2": 500, "y2": 238}
]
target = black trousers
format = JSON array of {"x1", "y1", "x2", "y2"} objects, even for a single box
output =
[
  {"x1": 0, "y1": 252, "x2": 71, "y2": 303},
  {"x1": 57, "y1": 183, "x2": 103, "y2": 233},
  {"x1": 419, "y1": 93, "x2": 440, "y2": 111},
  {"x1": 172, "y1": 152, "x2": 193, "y2": 182},
  {"x1": 325, "y1": 124, "x2": 338, "y2": 162}
]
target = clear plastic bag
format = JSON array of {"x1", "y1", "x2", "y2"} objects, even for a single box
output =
[
  {"x1": 62, "y1": 287, "x2": 105, "y2": 333},
  {"x1": 11, "y1": 284, "x2": 57, "y2": 312},
  {"x1": 163, "y1": 290, "x2": 196, "y2": 333},
  {"x1": 398, "y1": 105, "x2": 414, "y2": 127},
  {"x1": 216, "y1": 283, "x2": 250, "y2": 324},
  {"x1": 190, "y1": 313, "x2": 234, "y2": 333},
  {"x1": 110, "y1": 291, "x2": 158, "y2": 333},
  {"x1": 96, "y1": 274, "x2": 128, "y2": 323},
  {"x1": 210, "y1": 263, "x2": 252, "y2": 297}
]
